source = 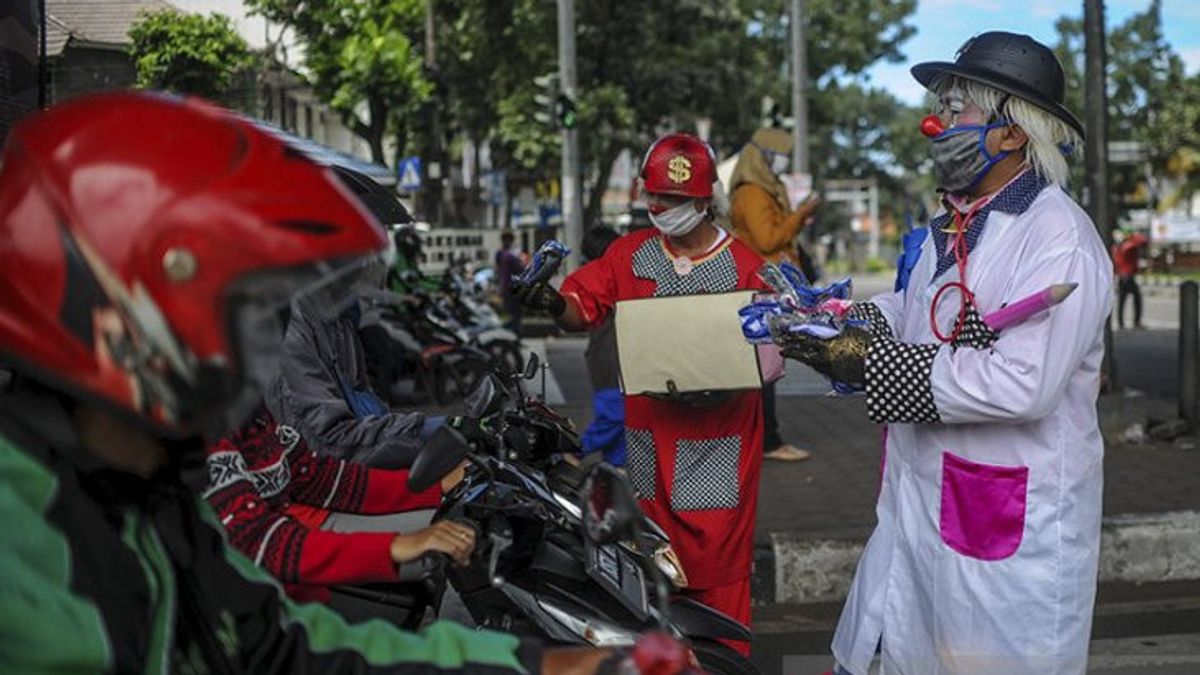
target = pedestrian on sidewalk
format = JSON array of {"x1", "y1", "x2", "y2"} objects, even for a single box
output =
[
  {"x1": 1112, "y1": 228, "x2": 1148, "y2": 329},
  {"x1": 579, "y1": 225, "x2": 627, "y2": 465},
  {"x1": 495, "y1": 230, "x2": 526, "y2": 335},
  {"x1": 773, "y1": 32, "x2": 1111, "y2": 675},
  {"x1": 514, "y1": 133, "x2": 767, "y2": 656},
  {"x1": 729, "y1": 127, "x2": 822, "y2": 462}
]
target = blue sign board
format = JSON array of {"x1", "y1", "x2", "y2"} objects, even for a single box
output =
[{"x1": 397, "y1": 156, "x2": 422, "y2": 191}]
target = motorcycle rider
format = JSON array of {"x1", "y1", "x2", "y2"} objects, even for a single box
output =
[
  {"x1": 0, "y1": 91, "x2": 657, "y2": 674},
  {"x1": 263, "y1": 249, "x2": 488, "y2": 469},
  {"x1": 205, "y1": 406, "x2": 472, "y2": 602}
]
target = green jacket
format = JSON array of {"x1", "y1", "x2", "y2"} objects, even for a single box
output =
[{"x1": 0, "y1": 391, "x2": 540, "y2": 674}]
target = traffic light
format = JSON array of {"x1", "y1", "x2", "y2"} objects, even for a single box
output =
[
  {"x1": 533, "y1": 73, "x2": 579, "y2": 130},
  {"x1": 533, "y1": 72, "x2": 559, "y2": 127},
  {"x1": 556, "y1": 94, "x2": 577, "y2": 129}
]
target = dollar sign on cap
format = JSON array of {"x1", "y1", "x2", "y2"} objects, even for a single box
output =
[{"x1": 667, "y1": 155, "x2": 692, "y2": 183}]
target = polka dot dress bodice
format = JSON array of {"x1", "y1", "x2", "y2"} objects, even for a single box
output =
[{"x1": 631, "y1": 237, "x2": 738, "y2": 297}]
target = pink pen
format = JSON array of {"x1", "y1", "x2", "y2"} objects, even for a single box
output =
[{"x1": 983, "y1": 283, "x2": 1078, "y2": 332}]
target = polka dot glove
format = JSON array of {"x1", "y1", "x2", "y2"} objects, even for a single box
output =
[{"x1": 865, "y1": 339, "x2": 942, "y2": 424}]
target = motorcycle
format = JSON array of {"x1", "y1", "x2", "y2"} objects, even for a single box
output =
[
  {"x1": 404, "y1": 357, "x2": 759, "y2": 674},
  {"x1": 358, "y1": 288, "x2": 495, "y2": 406}
]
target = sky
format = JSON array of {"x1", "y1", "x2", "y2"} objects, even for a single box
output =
[{"x1": 865, "y1": 0, "x2": 1200, "y2": 105}]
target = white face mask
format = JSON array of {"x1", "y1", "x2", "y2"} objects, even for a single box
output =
[
  {"x1": 649, "y1": 200, "x2": 706, "y2": 237},
  {"x1": 771, "y1": 154, "x2": 790, "y2": 175}
]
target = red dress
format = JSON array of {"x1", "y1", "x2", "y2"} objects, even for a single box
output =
[{"x1": 561, "y1": 227, "x2": 765, "y2": 627}]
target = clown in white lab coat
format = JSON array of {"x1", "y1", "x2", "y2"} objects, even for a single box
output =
[{"x1": 775, "y1": 32, "x2": 1113, "y2": 675}]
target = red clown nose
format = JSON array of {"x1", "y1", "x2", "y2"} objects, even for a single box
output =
[{"x1": 920, "y1": 114, "x2": 946, "y2": 138}]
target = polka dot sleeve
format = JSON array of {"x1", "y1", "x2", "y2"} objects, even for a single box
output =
[
  {"x1": 865, "y1": 339, "x2": 942, "y2": 424},
  {"x1": 847, "y1": 301, "x2": 895, "y2": 340}
]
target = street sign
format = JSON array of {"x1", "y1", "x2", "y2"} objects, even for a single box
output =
[
  {"x1": 1153, "y1": 215, "x2": 1200, "y2": 243},
  {"x1": 397, "y1": 156, "x2": 422, "y2": 191},
  {"x1": 1108, "y1": 141, "x2": 1148, "y2": 165}
]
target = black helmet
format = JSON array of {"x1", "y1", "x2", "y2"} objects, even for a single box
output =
[{"x1": 912, "y1": 31, "x2": 1084, "y2": 139}]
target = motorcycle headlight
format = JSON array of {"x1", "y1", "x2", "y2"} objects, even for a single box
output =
[{"x1": 655, "y1": 544, "x2": 689, "y2": 590}]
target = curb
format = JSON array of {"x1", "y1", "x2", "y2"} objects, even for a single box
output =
[{"x1": 756, "y1": 511, "x2": 1200, "y2": 605}]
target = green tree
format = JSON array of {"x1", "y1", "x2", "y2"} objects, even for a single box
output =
[
  {"x1": 128, "y1": 10, "x2": 256, "y2": 105},
  {"x1": 435, "y1": 0, "x2": 919, "y2": 228},
  {"x1": 1054, "y1": 0, "x2": 1200, "y2": 213},
  {"x1": 247, "y1": 0, "x2": 431, "y2": 165}
]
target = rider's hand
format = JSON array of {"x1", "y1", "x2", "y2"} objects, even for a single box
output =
[
  {"x1": 772, "y1": 324, "x2": 872, "y2": 387},
  {"x1": 513, "y1": 281, "x2": 566, "y2": 317},
  {"x1": 439, "y1": 460, "x2": 468, "y2": 492},
  {"x1": 625, "y1": 632, "x2": 699, "y2": 675},
  {"x1": 390, "y1": 521, "x2": 475, "y2": 567}
]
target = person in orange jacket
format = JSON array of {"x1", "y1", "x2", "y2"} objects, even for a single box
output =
[{"x1": 729, "y1": 127, "x2": 820, "y2": 462}]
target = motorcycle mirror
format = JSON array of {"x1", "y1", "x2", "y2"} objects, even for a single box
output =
[
  {"x1": 407, "y1": 425, "x2": 471, "y2": 492},
  {"x1": 523, "y1": 352, "x2": 540, "y2": 380},
  {"x1": 580, "y1": 463, "x2": 641, "y2": 545},
  {"x1": 465, "y1": 375, "x2": 504, "y2": 418}
]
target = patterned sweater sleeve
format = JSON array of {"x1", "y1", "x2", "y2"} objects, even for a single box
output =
[
  {"x1": 285, "y1": 435, "x2": 442, "y2": 515},
  {"x1": 205, "y1": 438, "x2": 399, "y2": 586}
]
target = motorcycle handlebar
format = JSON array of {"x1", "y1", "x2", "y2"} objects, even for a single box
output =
[{"x1": 396, "y1": 552, "x2": 448, "y2": 583}]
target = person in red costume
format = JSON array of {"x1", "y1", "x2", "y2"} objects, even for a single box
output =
[
  {"x1": 516, "y1": 133, "x2": 766, "y2": 656},
  {"x1": 204, "y1": 409, "x2": 471, "y2": 602}
]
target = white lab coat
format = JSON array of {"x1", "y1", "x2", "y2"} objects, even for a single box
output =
[{"x1": 831, "y1": 182, "x2": 1113, "y2": 675}]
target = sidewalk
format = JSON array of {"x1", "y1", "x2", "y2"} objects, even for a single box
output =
[
  {"x1": 535, "y1": 335, "x2": 1200, "y2": 606},
  {"x1": 758, "y1": 391, "x2": 1200, "y2": 604}
]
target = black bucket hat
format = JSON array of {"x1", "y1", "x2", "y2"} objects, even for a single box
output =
[{"x1": 912, "y1": 31, "x2": 1085, "y2": 140}]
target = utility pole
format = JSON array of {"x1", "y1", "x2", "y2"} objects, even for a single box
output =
[
  {"x1": 425, "y1": 0, "x2": 435, "y2": 66},
  {"x1": 423, "y1": 0, "x2": 444, "y2": 226},
  {"x1": 790, "y1": 0, "x2": 808, "y2": 175},
  {"x1": 1084, "y1": 0, "x2": 1116, "y2": 390},
  {"x1": 557, "y1": 0, "x2": 582, "y2": 271}
]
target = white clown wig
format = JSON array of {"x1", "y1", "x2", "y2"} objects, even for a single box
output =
[{"x1": 932, "y1": 75, "x2": 1083, "y2": 188}]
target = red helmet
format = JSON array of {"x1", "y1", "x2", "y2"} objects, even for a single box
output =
[
  {"x1": 0, "y1": 92, "x2": 386, "y2": 435},
  {"x1": 639, "y1": 133, "x2": 716, "y2": 198}
]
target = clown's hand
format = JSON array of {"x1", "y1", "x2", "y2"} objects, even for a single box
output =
[
  {"x1": 512, "y1": 281, "x2": 566, "y2": 317},
  {"x1": 771, "y1": 323, "x2": 872, "y2": 387}
]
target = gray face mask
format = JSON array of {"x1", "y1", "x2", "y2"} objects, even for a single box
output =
[{"x1": 930, "y1": 121, "x2": 1011, "y2": 194}]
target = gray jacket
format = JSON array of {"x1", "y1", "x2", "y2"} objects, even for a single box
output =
[{"x1": 265, "y1": 297, "x2": 431, "y2": 469}]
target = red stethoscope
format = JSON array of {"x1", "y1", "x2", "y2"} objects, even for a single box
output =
[{"x1": 921, "y1": 114, "x2": 987, "y2": 344}]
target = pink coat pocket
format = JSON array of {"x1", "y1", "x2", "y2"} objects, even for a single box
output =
[{"x1": 939, "y1": 451, "x2": 1029, "y2": 561}]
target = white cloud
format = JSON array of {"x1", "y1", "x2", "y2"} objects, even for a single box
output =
[
  {"x1": 1179, "y1": 46, "x2": 1200, "y2": 75},
  {"x1": 864, "y1": 63, "x2": 930, "y2": 107}
]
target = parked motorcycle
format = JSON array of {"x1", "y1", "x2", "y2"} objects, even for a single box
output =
[
  {"x1": 358, "y1": 288, "x2": 494, "y2": 406},
  {"x1": 404, "y1": 358, "x2": 759, "y2": 674}
]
